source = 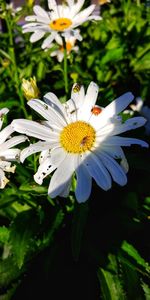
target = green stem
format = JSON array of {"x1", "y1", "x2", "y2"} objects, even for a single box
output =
[
  {"x1": 5, "y1": 13, "x2": 28, "y2": 118},
  {"x1": 62, "y1": 38, "x2": 69, "y2": 98}
]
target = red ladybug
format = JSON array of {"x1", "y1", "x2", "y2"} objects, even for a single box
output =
[{"x1": 91, "y1": 106, "x2": 102, "y2": 115}]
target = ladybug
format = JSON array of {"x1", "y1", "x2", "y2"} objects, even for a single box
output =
[{"x1": 91, "y1": 106, "x2": 102, "y2": 115}]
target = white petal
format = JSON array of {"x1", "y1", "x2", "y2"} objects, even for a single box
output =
[
  {"x1": 0, "y1": 125, "x2": 14, "y2": 144},
  {"x1": 83, "y1": 152, "x2": 112, "y2": 190},
  {"x1": 28, "y1": 99, "x2": 67, "y2": 128},
  {"x1": 50, "y1": 147, "x2": 67, "y2": 167},
  {"x1": 48, "y1": 0, "x2": 59, "y2": 18},
  {"x1": 20, "y1": 141, "x2": 52, "y2": 163},
  {"x1": 48, "y1": 154, "x2": 75, "y2": 198},
  {"x1": 0, "y1": 149, "x2": 20, "y2": 161},
  {"x1": 75, "y1": 160, "x2": 92, "y2": 203},
  {"x1": 102, "y1": 136, "x2": 149, "y2": 147},
  {"x1": 33, "y1": 5, "x2": 50, "y2": 21},
  {"x1": 0, "y1": 108, "x2": 9, "y2": 116},
  {"x1": 41, "y1": 33, "x2": 56, "y2": 49},
  {"x1": 30, "y1": 31, "x2": 45, "y2": 42},
  {"x1": 0, "y1": 135, "x2": 27, "y2": 152},
  {"x1": 96, "y1": 92, "x2": 134, "y2": 129},
  {"x1": 100, "y1": 145, "x2": 129, "y2": 173},
  {"x1": 39, "y1": 149, "x2": 51, "y2": 164},
  {"x1": 97, "y1": 117, "x2": 147, "y2": 137},
  {"x1": 0, "y1": 169, "x2": 9, "y2": 189},
  {"x1": 58, "y1": 178, "x2": 72, "y2": 197},
  {"x1": 78, "y1": 81, "x2": 99, "y2": 121},
  {"x1": 25, "y1": 15, "x2": 37, "y2": 21},
  {"x1": 72, "y1": 5, "x2": 96, "y2": 24},
  {"x1": 43, "y1": 93, "x2": 69, "y2": 123},
  {"x1": 34, "y1": 158, "x2": 55, "y2": 185},
  {"x1": 0, "y1": 161, "x2": 11, "y2": 170},
  {"x1": 96, "y1": 151, "x2": 127, "y2": 186},
  {"x1": 12, "y1": 119, "x2": 57, "y2": 141},
  {"x1": 68, "y1": 0, "x2": 85, "y2": 18}
]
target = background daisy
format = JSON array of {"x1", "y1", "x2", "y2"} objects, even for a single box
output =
[{"x1": 22, "y1": 0, "x2": 101, "y2": 49}]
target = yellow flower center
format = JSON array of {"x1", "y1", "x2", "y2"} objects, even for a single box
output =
[
  {"x1": 60, "y1": 121, "x2": 96, "y2": 154},
  {"x1": 49, "y1": 18, "x2": 72, "y2": 31},
  {"x1": 60, "y1": 42, "x2": 73, "y2": 53}
]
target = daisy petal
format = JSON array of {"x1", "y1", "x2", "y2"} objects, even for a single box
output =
[
  {"x1": 69, "y1": 0, "x2": 85, "y2": 18},
  {"x1": 75, "y1": 161, "x2": 92, "y2": 203},
  {"x1": 48, "y1": 0, "x2": 59, "y2": 18},
  {"x1": 0, "y1": 125, "x2": 14, "y2": 144},
  {"x1": 58, "y1": 178, "x2": 72, "y2": 197},
  {"x1": 20, "y1": 141, "x2": 52, "y2": 163},
  {"x1": 34, "y1": 158, "x2": 55, "y2": 185},
  {"x1": 48, "y1": 154, "x2": 75, "y2": 198},
  {"x1": 33, "y1": 5, "x2": 50, "y2": 21},
  {"x1": 0, "y1": 169, "x2": 9, "y2": 189},
  {"x1": 96, "y1": 151, "x2": 127, "y2": 186},
  {"x1": 79, "y1": 81, "x2": 99, "y2": 121},
  {"x1": 1, "y1": 136, "x2": 27, "y2": 152},
  {"x1": 96, "y1": 92, "x2": 134, "y2": 129},
  {"x1": 0, "y1": 149, "x2": 20, "y2": 161},
  {"x1": 102, "y1": 136, "x2": 149, "y2": 147},
  {"x1": 28, "y1": 99, "x2": 67, "y2": 127},
  {"x1": 12, "y1": 119, "x2": 58, "y2": 141},
  {"x1": 73, "y1": 5, "x2": 97, "y2": 25},
  {"x1": 30, "y1": 31, "x2": 45, "y2": 42},
  {"x1": 41, "y1": 33, "x2": 56, "y2": 49},
  {"x1": 83, "y1": 152, "x2": 112, "y2": 190}
]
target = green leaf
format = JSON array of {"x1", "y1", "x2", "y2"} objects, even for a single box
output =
[
  {"x1": 0, "y1": 226, "x2": 9, "y2": 244},
  {"x1": 0, "y1": 49, "x2": 12, "y2": 61},
  {"x1": 118, "y1": 254, "x2": 144, "y2": 299},
  {"x1": 39, "y1": 209, "x2": 64, "y2": 249},
  {"x1": 71, "y1": 202, "x2": 89, "y2": 261},
  {"x1": 97, "y1": 255, "x2": 126, "y2": 300},
  {"x1": 100, "y1": 48, "x2": 124, "y2": 65},
  {"x1": 0, "y1": 256, "x2": 24, "y2": 288},
  {"x1": 121, "y1": 241, "x2": 150, "y2": 273},
  {"x1": 141, "y1": 280, "x2": 150, "y2": 300},
  {"x1": 19, "y1": 182, "x2": 47, "y2": 193},
  {"x1": 9, "y1": 210, "x2": 41, "y2": 269}
]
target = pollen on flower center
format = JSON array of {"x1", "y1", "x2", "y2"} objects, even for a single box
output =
[
  {"x1": 60, "y1": 121, "x2": 96, "y2": 154},
  {"x1": 49, "y1": 18, "x2": 72, "y2": 31}
]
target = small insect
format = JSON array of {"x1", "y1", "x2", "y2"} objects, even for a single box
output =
[
  {"x1": 80, "y1": 136, "x2": 89, "y2": 147},
  {"x1": 70, "y1": 109, "x2": 76, "y2": 114},
  {"x1": 91, "y1": 106, "x2": 102, "y2": 116},
  {"x1": 73, "y1": 83, "x2": 81, "y2": 93}
]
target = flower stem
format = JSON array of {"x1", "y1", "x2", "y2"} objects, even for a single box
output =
[
  {"x1": 5, "y1": 12, "x2": 28, "y2": 118},
  {"x1": 62, "y1": 37, "x2": 69, "y2": 98}
]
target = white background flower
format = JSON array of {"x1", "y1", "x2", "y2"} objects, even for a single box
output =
[
  {"x1": 0, "y1": 108, "x2": 27, "y2": 188},
  {"x1": 48, "y1": 34, "x2": 79, "y2": 62},
  {"x1": 11, "y1": 82, "x2": 148, "y2": 202},
  {"x1": 22, "y1": 0, "x2": 101, "y2": 48}
]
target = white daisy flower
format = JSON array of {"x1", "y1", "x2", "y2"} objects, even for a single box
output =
[
  {"x1": 11, "y1": 82, "x2": 148, "y2": 203},
  {"x1": 49, "y1": 34, "x2": 79, "y2": 62},
  {"x1": 0, "y1": 108, "x2": 27, "y2": 189},
  {"x1": 22, "y1": 0, "x2": 101, "y2": 49}
]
